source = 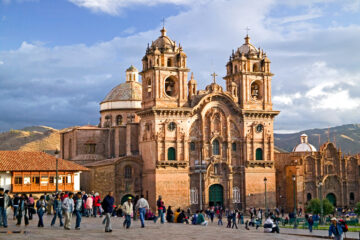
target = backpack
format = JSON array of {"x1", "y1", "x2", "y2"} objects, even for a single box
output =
[{"x1": 342, "y1": 222, "x2": 348, "y2": 232}]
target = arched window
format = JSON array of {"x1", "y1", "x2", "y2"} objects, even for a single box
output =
[
  {"x1": 307, "y1": 193, "x2": 312, "y2": 201},
  {"x1": 190, "y1": 188, "x2": 198, "y2": 204},
  {"x1": 232, "y1": 142, "x2": 237, "y2": 152},
  {"x1": 234, "y1": 65, "x2": 238, "y2": 73},
  {"x1": 350, "y1": 192, "x2": 355, "y2": 201},
  {"x1": 116, "y1": 115, "x2": 123, "y2": 126},
  {"x1": 190, "y1": 142, "x2": 196, "y2": 151},
  {"x1": 168, "y1": 147, "x2": 176, "y2": 160},
  {"x1": 124, "y1": 166, "x2": 132, "y2": 179},
  {"x1": 214, "y1": 164, "x2": 219, "y2": 175},
  {"x1": 212, "y1": 140, "x2": 220, "y2": 155},
  {"x1": 167, "y1": 58, "x2": 173, "y2": 67},
  {"x1": 147, "y1": 79, "x2": 152, "y2": 97},
  {"x1": 233, "y1": 187, "x2": 240, "y2": 203},
  {"x1": 255, "y1": 148, "x2": 263, "y2": 160}
]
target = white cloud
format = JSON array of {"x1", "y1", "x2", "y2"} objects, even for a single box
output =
[
  {"x1": 68, "y1": 0, "x2": 198, "y2": 15},
  {"x1": 0, "y1": 61, "x2": 4, "y2": 65},
  {"x1": 2, "y1": 0, "x2": 360, "y2": 132}
]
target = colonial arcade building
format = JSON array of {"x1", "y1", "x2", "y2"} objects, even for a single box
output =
[{"x1": 60, "y1": 27, "x2": 279, "y2": 210}]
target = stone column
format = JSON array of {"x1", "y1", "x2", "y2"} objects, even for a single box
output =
[
  {"x1": 115, "y1": 127, "x2": 120, "y2": 157},
  {"x1": 126, "y1": 124, "x2": 131, "y2": 156}
]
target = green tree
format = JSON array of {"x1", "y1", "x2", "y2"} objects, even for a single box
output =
[
  {"x1": 306, "y1": 198, "x2": 335, "y2": 215},
  {"x1": 322, "y1": 199, "x2": 335, "y2": 215},
  {"x1": 306, "y1": 198, "x2": 321, "y2": 214},
  {"x1": 354, "y1": 202, "x2": 360, "y2": 216}
]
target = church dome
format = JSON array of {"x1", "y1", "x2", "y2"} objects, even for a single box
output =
[
  {"x1": 100, "y1": 66, "x2": 142, "y2": 111},
  {"x1": 236, "y1": 35, "x2": 258, "y2": 56},
  {"x1": 151, "y1": 27, "x2": 176, "y2": 51},
  {"x1": 292, "y1": 134, "x2": 317, "y2": 152},
  {"x1": 102, "y1": 81, "x2": 142, "y2": 102}
]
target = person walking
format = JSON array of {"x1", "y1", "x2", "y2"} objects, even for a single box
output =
[
  {"x1": 85, "y1": 194, "x2": 93, "y2": 217},
  {"x1": 231, "y1": 210, "x2": 238, "y2": 229},
  {"x1": 51, "y1": 194, "x2": 64, "y2": 227},
  {"x1": 93, "y1": 193, "x2": 101, "y2": 217},
  {"x1": 12, "y1": 193, "x2": 20, "y2": 220},
  {"x1": 217, "y1": 210, "x2": 223, "y2": 225},
  {"x1": 27, "y1": 194, "x2": 35, "y2": 220},
  {"x1": 102, "y1": 191, "x2": 114, "y2": 232},
  {"x1": 328, "y1": 217, "x2": 344, "y2": 240},
  {"x1": 62, "y1": 192, "x2": 74, "y2": 230},
  {"x1": 74, "y1": 192, "x2": 83, "y2": 230},
  {"x1": 307, "y1": 215, "x2": 314, "y2": 233},
  {"x1": 156, "y1": 195, "x2": 165, "y2": 224},
  {"x1": 0, "y1": 188, "x2": 10, "y2": 228},
  {"x1": 135, "y1": 194, "x2": 149, "y2": 228},
  {"x1": 17, "y1": 194, "x2": 29, "y2": 226},
  {"x1": 36, "y1": 195, "x2": 46, "y2": 227},
  {"x1": 122, "y1": 197, "x2": 133, "y2": 229}
]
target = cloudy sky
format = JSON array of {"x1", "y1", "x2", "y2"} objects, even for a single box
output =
[{"x1": 0, "y1": 0, "x2": 359, "y2": 132}]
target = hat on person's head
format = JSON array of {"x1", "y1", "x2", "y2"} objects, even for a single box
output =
[
  {"x1": 128, "y1": 197, "x2": 132, "y2": 200},
  {"x1": 331, "y1": 217, "x2": 337, "y2": 221}
]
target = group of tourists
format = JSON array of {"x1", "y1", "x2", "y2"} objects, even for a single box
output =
[{"x1": 0, "y1": 188, "x2": 351, "y2": 239}]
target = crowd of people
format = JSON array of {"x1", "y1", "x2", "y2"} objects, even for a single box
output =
[{"x1": 0, "y1": 188, "x2": 350, "y2": 238}]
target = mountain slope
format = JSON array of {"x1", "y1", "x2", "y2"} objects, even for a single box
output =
[
  {"x1": 275, "y1": 124, "x2": 360, "y2": 154},
  {"x1": 0, "y1": 126, "x2": 60, "y2": 154}
]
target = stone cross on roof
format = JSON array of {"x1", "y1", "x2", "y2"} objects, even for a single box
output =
[
  {"x1": 211, "y1": 72, "x2": 218, "y2": 84},
  {"x1": 245, "y1": 26, "x2": 250, "y2": 36}
]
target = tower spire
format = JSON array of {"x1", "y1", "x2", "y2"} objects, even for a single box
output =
[{"x1": 161, "y1": 17, "x2": 167, "y2": 36}]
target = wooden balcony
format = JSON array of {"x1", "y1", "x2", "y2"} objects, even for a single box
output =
[{"x1": 12, "y1": 171, "x2": 75, "y2": 193}]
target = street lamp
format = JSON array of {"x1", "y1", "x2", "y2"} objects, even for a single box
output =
[
  {"x1": 318, "y1": 182, "x2": 323, "y2": 225},
  {"x1": 264, "y1": 177, "x2": 267, "y2": 215},
  {"x1": 199, "y1": 142, "x2": 203, "y2": 211},
  {"x1": 54, "y1": 149, "x2": 60, "y2": 193},
  {"x1": 292, "y1": 175, "x2": 297, "y2": 228}
]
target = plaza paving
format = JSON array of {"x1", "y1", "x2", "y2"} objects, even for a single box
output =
[{"x1": 1, "y1": 214, "x2": 359, "y2": 240}]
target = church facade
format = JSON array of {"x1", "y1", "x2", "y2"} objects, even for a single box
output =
[{"x1": 60, "y1": 27, "x2": 280, "y2": 210}]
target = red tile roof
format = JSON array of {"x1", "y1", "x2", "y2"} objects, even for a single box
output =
[{"x1": 0, "y1": 151, "x2": 88, "y2": 172}]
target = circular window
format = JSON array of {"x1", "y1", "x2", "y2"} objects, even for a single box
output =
[
  {"x1": 168, "y1": 122, "x2": 176, "y2": 131},
  {"x1": 256, "y1": 124, "x2": 263, "y2": 133},
  {"x1": 165, "y1": 77, "x2": 177, "y2": 97}
]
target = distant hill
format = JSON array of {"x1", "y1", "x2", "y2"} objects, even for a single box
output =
[
  {"x1": 275, "y1": 124, "x2": 360, "y2": 154},
  {"x1": 1, "y1": 124, "x2": 359, "y2": 156},
  {"x1": 0, "y1": 126, "x2": 60, "y2": 154}
]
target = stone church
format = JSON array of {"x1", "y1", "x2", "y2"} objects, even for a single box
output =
[
  {"x1": 60, "y1": 27, "x2": 278, "y2": 210},
  {"x1": 275, "y1": 134, "x2": 360, "y2": 212}
]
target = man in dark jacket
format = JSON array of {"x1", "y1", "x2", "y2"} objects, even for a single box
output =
[{"x1": 102, "y1": 191, "x2": 114, "y2": 233}]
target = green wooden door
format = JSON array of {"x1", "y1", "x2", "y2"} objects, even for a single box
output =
[
  {"x1": 168, "y1": 147, "x2": 176, "y2": 160},
  {"x1": 256, "y1": 148, "x2": 263, "y2": 160},
  {"x1": 326, "y1": 193, "x2": 336, "y2": 206},
  {"x1": 209, "y1": 184, "x2": 223, "y2": 206}
]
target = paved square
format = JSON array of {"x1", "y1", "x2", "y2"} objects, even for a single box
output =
[{"x1": 0, "y1": 214, "x2": 330, "y2": 240}]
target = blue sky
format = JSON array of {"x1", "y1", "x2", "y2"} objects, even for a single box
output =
[{"x1": 0, "y1": 0, "x2": 360, "y2": 132}]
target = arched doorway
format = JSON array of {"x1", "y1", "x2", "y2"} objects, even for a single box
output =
[
  {"x1": 209, "y1": 184, "x2": 223, "y2": 207},
  {"x1": 121, "y1": 194, "x2": 134, "y2": 205},
  {"x1": 326, "y1": 193, "x2": 336, "y2": 206}
]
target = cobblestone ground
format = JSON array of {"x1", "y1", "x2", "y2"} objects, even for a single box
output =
[{"x1": 0, "y1": 214, "x2": 338, "y2": 240}]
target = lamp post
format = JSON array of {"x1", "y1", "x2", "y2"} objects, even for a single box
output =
[
  {"x1": 318, "y1": 182, "x2": 323, "y2": 225},
  {"x1": 292, "y1": 175, "x2": 297, "y2": 228},
  {"x1": 199, "y1": 142, "x2": 203, "y2": 211},
  {"x1": 54, "y1": 149, "x2": 59, "y2": 193},
  {"x1": 264, "y1": 177, "x2": 267, "y2": 215}
]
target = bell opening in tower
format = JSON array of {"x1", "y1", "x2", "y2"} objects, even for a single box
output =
[{"x1": 165, "y1": 76, "x2": 177, "y2": 97}]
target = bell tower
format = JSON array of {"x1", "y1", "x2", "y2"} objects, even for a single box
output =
[
  {"x1": 140, "y1": 27, "x2": 190, "y2": 109},
  {"x1": 224, "y1": 35, "x2": 279, "y2": 210},
  {"x1": 138, "y1": 27, "x2": 191, "y2": 210},
  {"x1": 224, "y1": 35, "x2": 272, "y2": 111}
]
